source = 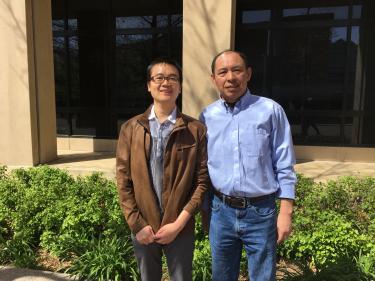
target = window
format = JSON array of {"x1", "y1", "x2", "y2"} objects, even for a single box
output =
[
  {"x1": 236, "y1": 0, "x2": 375, "y2": 146},
  {"x1": 52, "y1": 0, "x2": 182, "y2": 138}
]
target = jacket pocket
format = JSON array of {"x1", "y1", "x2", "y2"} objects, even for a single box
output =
[{"x1": 177, "y1": 143, "x2": 196, "y2": 151}]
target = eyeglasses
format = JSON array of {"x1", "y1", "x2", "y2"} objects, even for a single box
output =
[{"x1": 150, "y1": 75, "x2": 180, "y2": 84}]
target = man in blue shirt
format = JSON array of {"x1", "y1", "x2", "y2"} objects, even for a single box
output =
[{"x1": 200, "y1": 50, "x2": 297, "y2": 281}]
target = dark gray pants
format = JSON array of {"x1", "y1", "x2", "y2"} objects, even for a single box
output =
[{"x1": 132, "y1": 226, "x2": 195, "y2": 281}]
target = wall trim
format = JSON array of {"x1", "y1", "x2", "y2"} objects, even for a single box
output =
[
  {"x1": 295, "y1": 145, "x2": 375, "y2": 162},
  {"x1": 57, "y1": 137, "x2": 117, "y2": 152}
]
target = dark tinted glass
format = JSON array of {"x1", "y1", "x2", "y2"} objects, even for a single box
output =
[
  {"x1": 56, "y1": 112, "x2": 70, "y2": 135},
  {"x1": 242, "y1": 10, "x2": 271, "y2": 23},
  {"x1": 236, "y1": 0, "x2": 375, "y2": 146},
  {"x1": 352, "y1": 5, "x2": 362, "y2": 19},
  {"x1": 68, "y1": 36, "x2": 81, "y2": 106},
  {"x1": 114, "y1": 34, "x2": 154, "y2": 111},
  {"x1": 236, "y1": 29, "x2": 268, "y2": 95},
  {"x1": 116, "y1": 16, "x2": 169, "y2": 29},
  {"x1": 53, "y1": 37, "x2": 67, "y2": 107},
  {"x1": 53, "y1": 20, "x2": 65, "y2": 31},
  {"x1": 283, "y1": 6, "x2": 349, "y2": 20},
  {"x1": 52, "y1": 0, "x2": 182, "y2": 137},
  {"x1": 306, "y1": 27, "x2": 347, "y2": 110}
]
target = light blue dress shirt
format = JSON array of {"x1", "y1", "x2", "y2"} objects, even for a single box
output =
[
  {"x1": 200, "y1": 90, "x2": 296, "y2": 199},
  {"x1": 148, "y1": 105, "x2": 177, "y2": 211}
]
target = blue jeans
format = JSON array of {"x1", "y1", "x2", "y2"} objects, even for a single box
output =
[{"x1": 209, "y1": 195, "x2": 277, "y2": 281}]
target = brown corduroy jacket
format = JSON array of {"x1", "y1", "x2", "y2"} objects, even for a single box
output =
[{"x1": 116, "y1": 106, "x2": 209, "y2": 234}]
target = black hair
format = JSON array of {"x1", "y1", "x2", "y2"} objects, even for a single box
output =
[
  {"x1": 146, "y1": 57, "x2": 182, "y2": 82},
  {"x1": 211, "y1": 50, "x2": 249, "y2": 74}
]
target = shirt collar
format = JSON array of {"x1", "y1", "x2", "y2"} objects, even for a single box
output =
[
  {"x1": 220, "y1": 89, "x2": 252, "y2": 110},
  {"x1": 148, "y1": 105, "x2": 177, "y2": 124}
]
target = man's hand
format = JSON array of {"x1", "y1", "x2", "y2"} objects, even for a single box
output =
[
  {"x1": 154, "y1": 222, "x2": 180, "y2": 244},
  {"x1": 154, "y1": 210, "x2": 191, "y2": 245},
  {"x1": 136, "y1": 225, "x2": 155, "y2": 245},
  {"x1": 277, "y1": 199, "x2": 294, "y2": 244}
]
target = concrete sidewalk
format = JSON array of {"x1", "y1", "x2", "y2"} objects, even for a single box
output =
[
  {"x1": 0, "y1": 266, "x2": 75, "y2": 281},
  {"x1": 45, "y1": 150, "x2": 375, "y2": 182}
]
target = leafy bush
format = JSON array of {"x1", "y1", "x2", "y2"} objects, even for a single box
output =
[
  {"x1": 278, "y1": 255, "x2": 375, "y2": 281},
  {"x1": 279, "y1": 174, "x2": 375, "y2": 269},
  {"x1": 67, "y1": 235, "x2": 138, "y2": 281},
  {"x1": 193, "y1": 239, "x2": 212, "y2": 281},
  {"x1": 0, "y1": 166, "x2": 137, "y2": 280},
  {"x1": 1, "y1": 167, "x2": 374, "y2": 280}
]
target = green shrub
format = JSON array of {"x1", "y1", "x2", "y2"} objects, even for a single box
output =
[
  {"x1": 1, "y1": 167, "x2": 374, "y2": 279},
  {"x1": 280, "y1": 210, "x2": 370, "y2": 267},
  {"x1": 356, "y1": 250, "x2": 375, "y2": 280},
  {"x1": 279, "y1": 174, "x2": 375, "y2": 269},
  {"x1": 193, "y1": 239, "x2": 212, "y2": 281},
  {"x1": 279, "y1": 255, "x2": 374, "y2": 281},
  {"x1": 0, "y1": 166, "x2": 137, "y2": 278},
  {"x1": 67, "y1": 235, "x2": 138, "y2": 281}
]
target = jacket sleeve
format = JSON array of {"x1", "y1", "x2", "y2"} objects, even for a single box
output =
[
  {"x1": 116, "y1": 122, "x2": 148, "y2": 234},
  {"x1": 183, "y1": 127, "x2": 210, "y2": 214}
]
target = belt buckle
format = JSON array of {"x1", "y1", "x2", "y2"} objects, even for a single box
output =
[
  {"x1": 238, "y1": 197, "x2": 247, "y2": 208},
  {"x1": 231, "y1": 197, "x2": 246, "y2": 209}
]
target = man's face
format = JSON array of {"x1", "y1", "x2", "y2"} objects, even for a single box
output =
[
  {"x1": 147, "y1": 63, "x2": 181, "y2": 105},
  {"x1": 211, "y1": 52, "x2": 252, "y2": 103}
]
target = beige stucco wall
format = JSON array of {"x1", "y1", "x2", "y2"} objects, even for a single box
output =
[
  {"x1": 0, "y1": 0, "x2": 56, "y2": 166},
  {"x1": 182, "y1": 0, "x2": 236, "y2": 118}
]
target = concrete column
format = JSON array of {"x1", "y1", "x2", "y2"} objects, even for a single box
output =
[
  {"x1": 182, "y1": 0, "x2": 236, "y2": 118},
  {"x1": 0, "y1": 0, "x2": 56, "y2": 166}
]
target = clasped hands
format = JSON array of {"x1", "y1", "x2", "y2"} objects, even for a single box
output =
[{"x1": 135, "y1": 223, "x2": 180, "y2": 245}]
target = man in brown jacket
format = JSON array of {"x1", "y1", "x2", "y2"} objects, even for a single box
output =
[{"x1": 116, "y1": 58, "x2": 209, "y2": 281}]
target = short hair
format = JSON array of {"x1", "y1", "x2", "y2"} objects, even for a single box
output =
[
  {"x1": 211, "y1": 50, "x2": 249, "y2": 74},
  {"x1": 147, "y1": 57, "x2": 182, "y2": 82}
]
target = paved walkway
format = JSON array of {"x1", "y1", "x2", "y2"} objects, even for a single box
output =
[
  {"x1": 0, "y1": 266, "x2": 75, "y2": 281},
  {"x1": 3, "y1": 150, "x2": 375, "y2": 280},
  {"x1": 46, "y1": 150, "x2": 375, "y2": 182}
]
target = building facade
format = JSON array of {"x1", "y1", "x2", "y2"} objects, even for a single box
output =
[{"x1": 1, "y1": 0, "x2": 375, "y2": 165}]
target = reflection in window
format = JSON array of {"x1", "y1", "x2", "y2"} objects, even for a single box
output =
[
  {"x1": 236, "y1": 29, "x2": 268, "y2": 94},
  {"x1": 347, "y1": 26, "x2": 360, "y2": 112},
  {"x1": 283, "y1": 8, "x2": 308, "y2": 18},
  {"x1": 68, "y1": 18, "x2": 78, "y2": 30},
  {"x1": 242, "y1": 10, "x2": 271, "y2": 23},
  {"x1": 330, "y1": 27, "x2": 347, "y2": 43},
  {"x1": 71, "y1": 113, "x2": 96, "y2": 136},
  {"x1": 236, "y1": 1, "x2": 374, "y2": 146},
  {"x1": 352, "y1": 5, "x2": 362, "y2": 19},
  {"x1": 53, "y1": 37, "x2": 67, "y2": 106},
  {"x1": 116, "y1": 16, "x2": 169, "y2": 29},
  {"x1": 114, "y1": 33, "x2": 167, "y2": 110},
  {"x1": 56, "y1": 112, "x2": 70, "y2": 135},
  {"x1": 351, "y1": 26, "x2": 360, "y2": 44},
  {"x1": 171, "y1": 15, "x2": 182, "y2": 27},
  {"x1": 283, "y1": 6, "x2": 349, "y2": 20},
  {"x1": 309, "y1": 6, "x2": 348, "y2": 20},
  {"x1": 52, "y1": 0, "x2": 183, "y2": 137},
  {"x1": 52, "y1": 19, "x2": 64, "y2": 31},
  {"x1": 308, "y1": 27, "x2": 347, "y2": 110},
  {"x1": 68, "y1": 36, "x2": 80, "y2": 104}
]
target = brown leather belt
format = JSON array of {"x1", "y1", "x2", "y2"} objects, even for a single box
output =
[{"x1": 213, "y1": 189, "x2": 275, "y2": 209}]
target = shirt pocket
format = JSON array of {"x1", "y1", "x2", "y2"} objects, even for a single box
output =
[{"x1": 240, "y1": 125, "x2": 270, "y2": 157}]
